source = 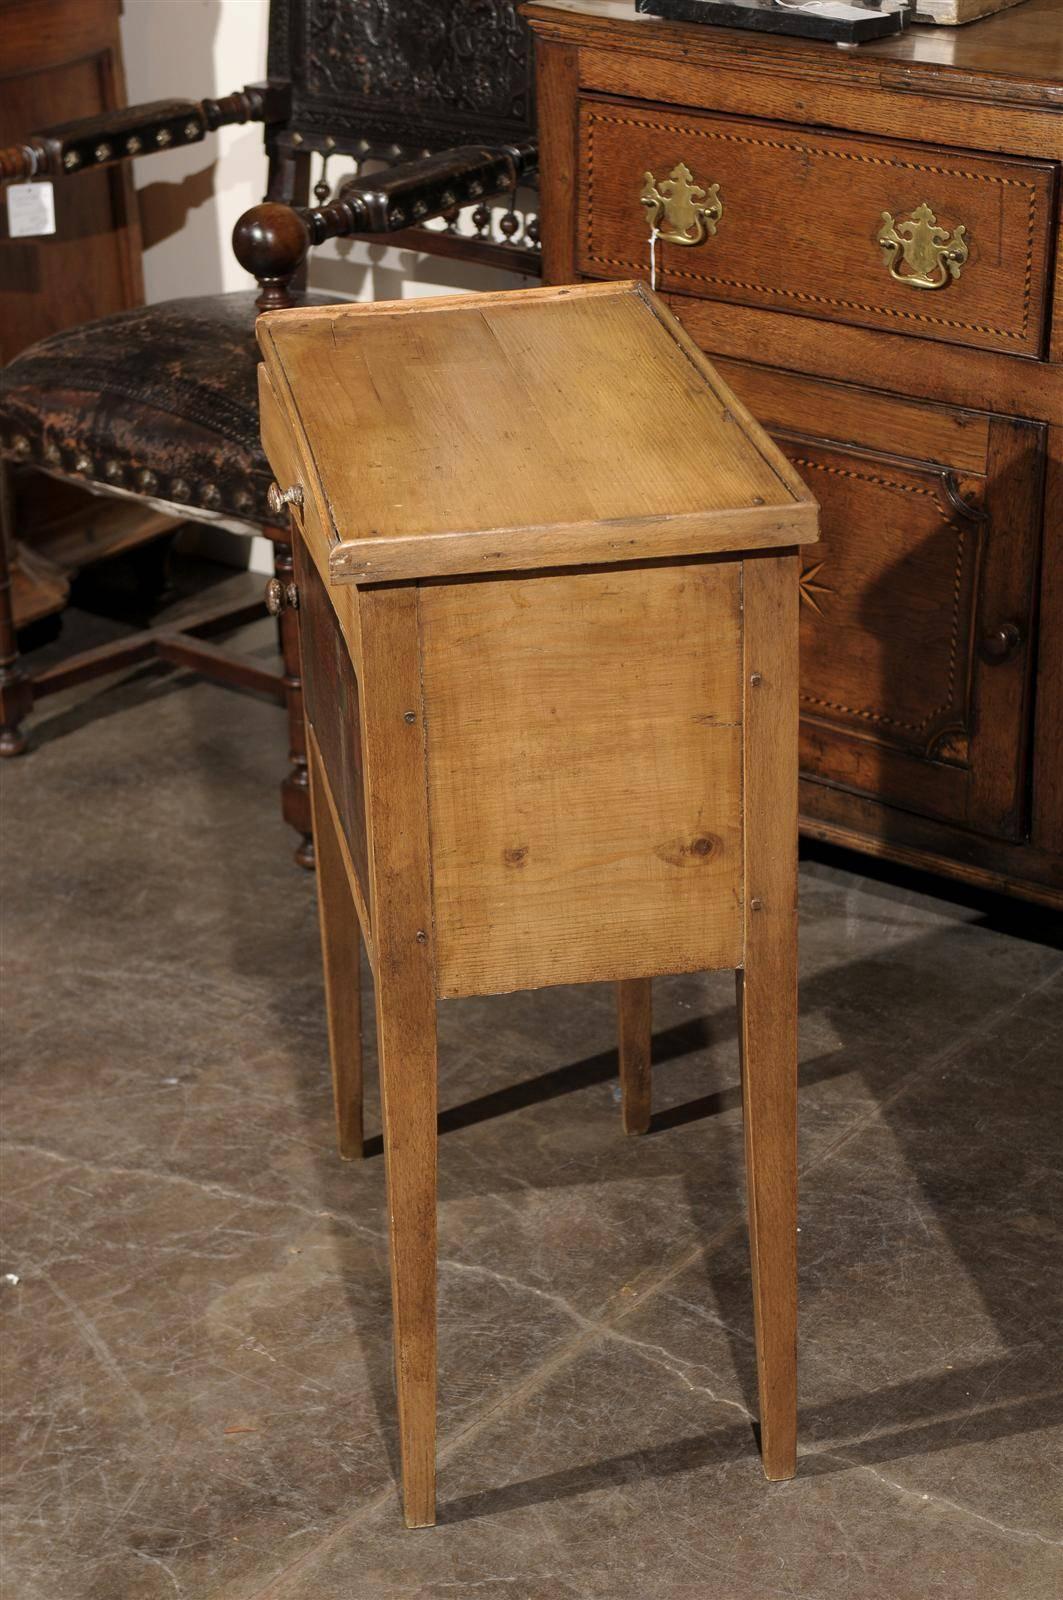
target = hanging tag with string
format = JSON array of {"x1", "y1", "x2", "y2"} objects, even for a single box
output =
[
  {"x1": 5, "y1": 145, "x2": 56, "y2": 238},
  {"x1": 647, "y1": 223, "x2": 660, "y2": 292}
]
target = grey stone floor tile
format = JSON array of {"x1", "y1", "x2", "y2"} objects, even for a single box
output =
[
  {"x1": 261, "y1": 1335, "x2": 1061, "y2": 1600},
  {"x1": 3, "y1": 593, "x2": 1061, "y2": 1597},
  {"x1": 0, "y1": 1143, "x2": 577, "y2": 1600},
  {"x1": 262, "y1": 981, "x2": 1063, "y2": 1599}
]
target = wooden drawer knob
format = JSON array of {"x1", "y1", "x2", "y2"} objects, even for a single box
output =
[
  {"x1": 267, "y1": 481, "x2": 304, "y2": 515},
  {"x1": 980, "y1": 622, "x2": 1022, "y2": 663}
]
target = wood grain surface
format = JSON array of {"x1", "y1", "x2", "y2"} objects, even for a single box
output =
[
  {"x1": 258, "y1": 281, "x2": 815, "y2": 584},
  {"x1": 737, "y1": 551, "x2": 800, "y2": 1483},
  {"x1": 525, "y1": 0, "x2": 1063, "y2": 906},
  {"x1": 307, "y1": 725, "x2": 365, "y2": 1160},
  {"x1": 577, "y1": 99, "x2": 1055, "y2": 359},
  {"x1": 358, "y1": 584, "x2": 439, "y2": 1529},
  {"x1": 421, "y1": 559, "x2": 745, "y2": 997},
  {"x1": 295, "y1": 543, "x2": 372, "y2": 920}
]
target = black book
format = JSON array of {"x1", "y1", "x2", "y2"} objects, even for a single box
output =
[{"x1": 635, "y1": 0, "x2": 909, "y2": 45}]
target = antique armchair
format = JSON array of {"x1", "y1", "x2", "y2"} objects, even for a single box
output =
[{"x1": 0, "y1": 0, "x2": 539, "y2": 866}]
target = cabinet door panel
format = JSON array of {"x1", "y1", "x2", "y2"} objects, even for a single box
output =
[{"x1": 723, "y1": 368, "x2": 1042, "y2": 840}]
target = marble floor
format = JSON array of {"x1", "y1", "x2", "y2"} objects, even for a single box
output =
[{"x1": 2, "y1": 567, "x2": 1061, "y2": 1599}]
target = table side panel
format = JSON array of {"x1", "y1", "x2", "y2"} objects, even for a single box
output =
[
  {"x1": 294, "y1": 542, "x2": 372, "y2": 927},
  {"x1": 422, "y1": 559, "x2": 746, "y2": 997},
  {"x1": 258, "y1": 363, "x2": 339, "y2": 593}
]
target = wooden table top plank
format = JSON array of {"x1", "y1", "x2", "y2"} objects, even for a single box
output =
[{"x1": 258, "y1": 280, "x2": 815, "y2": 584}]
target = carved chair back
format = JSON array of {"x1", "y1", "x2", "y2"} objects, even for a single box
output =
[
  {"x1": 257, "y1": 0, "x2": 541, "y2": 272},
  {"x1": 272, "y1": 0, "x2": 533, "y2": 150}
]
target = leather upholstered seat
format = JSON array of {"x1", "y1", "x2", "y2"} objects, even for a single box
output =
[
  {"x1": 0, "y1": 291, "x2": 337, "y2": 530},
  {"x1": 0, "y1": 0, "x2": 537, "y2": 863}
]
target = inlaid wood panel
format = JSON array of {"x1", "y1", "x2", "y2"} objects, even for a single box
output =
[
  {"x1": 791, "y1": 444, "x2": 984, "y2": 768},
  {"x1": 577, "y1": 99, "x2": 1056, "y2": 358},
  {"x1": 421, "y1": 559, "x2": 745, "y2": 997},
  {"x1": 720, "y1": 380, "x2": 1045, "y2": 842}
]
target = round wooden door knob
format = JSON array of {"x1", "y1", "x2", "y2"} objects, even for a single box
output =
[
  {"x1": 980, "y1": 622, "x2": 1022, "y2": 663},
  {"x1": 267, "y1": 481, "x2": 304, "y2": 515},
  {"x1": 265, "y1": 577, "x2": 300, "y2": 616}
]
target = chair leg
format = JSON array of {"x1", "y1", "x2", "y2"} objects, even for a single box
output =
[
  {"x1": 307, "y1": 732, "x2": 363, "y2": 1160},
  {"x1": 273, "y1": 538, "x2": 313, "y2": 868},
  {"x1": 616, "y1": 978, "x2": 652, "y2": 1135},
  {"x1": 0, "y1": 465, "x2": 33, "y2": 756}
]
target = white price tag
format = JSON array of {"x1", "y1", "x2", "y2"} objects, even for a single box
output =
[{"x1": 6, "y1": 181, "x2": 57, "y2": 239}]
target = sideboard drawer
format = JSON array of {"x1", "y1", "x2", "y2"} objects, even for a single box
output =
[{"x1": 577, "y1": 99, "x2": 1056, "y2": 358}]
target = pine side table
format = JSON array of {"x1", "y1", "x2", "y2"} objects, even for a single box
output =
[{"x1": 257, "y1": 279, "x2": 818, "y2": 1528}]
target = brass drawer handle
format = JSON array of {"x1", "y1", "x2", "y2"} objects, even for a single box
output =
[
  {"x1": 877, "y1": 202, "x2": 969, "y2": 291},
  {"x1": 640, "y1": 162, "x2": 722, "y2": 247},
  {"x1": 267, "y1": 481, "x2": 304, "y2": 514}
]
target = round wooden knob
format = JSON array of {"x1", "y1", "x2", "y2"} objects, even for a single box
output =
[
  {"x1": 231, "y1": 201, "x2": 310, "y2": 306},
  {"x1": 267, "y1": 481, "x2": 304, "y2": 515},
  {"x1": 980, "y1": 622, "x2": 1022, "y2": 663}
]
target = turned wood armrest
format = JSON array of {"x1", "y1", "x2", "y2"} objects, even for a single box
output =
[
  {"x1": 233, "y1": 140, "x2": 539, "y2": 308},
  {"x1": 0, "y1": 82, "x2": 289, "y2": 182}
]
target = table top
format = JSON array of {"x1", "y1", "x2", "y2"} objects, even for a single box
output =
[
  {"x1": 257, "y1": 280, "x2": 816, "y2": 585},
  {"x1": 522, "y1": 0, "x2": 1063, "y2": 101}
]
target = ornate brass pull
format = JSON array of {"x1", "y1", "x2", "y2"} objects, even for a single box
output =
[
  {"x1": 640, "y1": 162, "x2": 722, "y2": 247},
  {"x1": 877, "y1": 202, "x2": 969, "y2": 291}
]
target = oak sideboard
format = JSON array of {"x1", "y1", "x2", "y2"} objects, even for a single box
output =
[{"x1": 525, "y1": 0, "x2": 1063, "y2": 908}]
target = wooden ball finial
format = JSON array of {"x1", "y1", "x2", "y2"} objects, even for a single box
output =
[{"x1": 231, "y1": 202, "x2": 310, "y2": 310}]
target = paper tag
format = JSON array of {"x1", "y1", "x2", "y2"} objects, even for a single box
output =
[
  {"x1": 6, "y1": 182, "x2": 56, "y2": 238},
  {"x1": 775, "y1": 0, "x2": 896, "y2": 14}
]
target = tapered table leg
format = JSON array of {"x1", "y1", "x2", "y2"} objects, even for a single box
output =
[
  {"x1": 361, "y1": 584, "x2": 439, "y2": 1528},
  {"x1": 307, "y1": 730, "x2": 363, "y2": 1160},
  {"x1": 738, "y1": 552, "x2": 799, "y2": 1482},
  {"x1": 616, "y1": 978, "x2": 652, "y2": 1135},
  {"x1": 376, "y1": 967, "x2": 438, "y2": 1527}
]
